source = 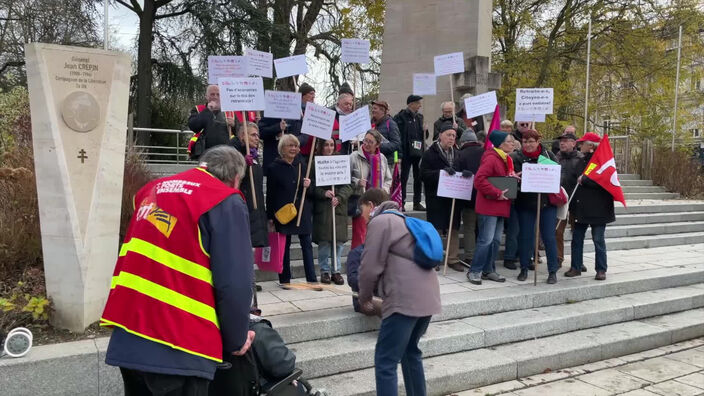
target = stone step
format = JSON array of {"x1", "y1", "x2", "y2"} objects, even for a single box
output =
[
  {"x1": 624, "y1": 192, "x2": 680, "y2": 199},
  {"x1": 620, "y1": 179, "x2": 653, "y2": 186},
  {"x1": 309, "y1": 308, "x2": 704, "y2": 395},
  {"x1": 293, "y1": 284, "x2": 704, "y2": 379},
  {"x1": 620, "y1": 186, "x2": 666, "y2": 193},
  {"x1": 266, "y1": 265, "x2": 704, "y2": 344},
  {"x1": 260, "y1": 233, "x2": 704, "y2": 281}
]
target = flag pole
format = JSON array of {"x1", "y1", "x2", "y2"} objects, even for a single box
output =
[
  {"x1": 672, "y1": 25, "x2": 682, "y2": 152},
  {"x1": 583, "y1": 18, "x2": 592, "y2": 133}
]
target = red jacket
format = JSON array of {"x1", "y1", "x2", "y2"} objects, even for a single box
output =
[{"x1": 474, "y1": 149, "x2": 512, "y2": 218}]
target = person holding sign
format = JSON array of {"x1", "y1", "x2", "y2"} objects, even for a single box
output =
[
  {"x1": 510, "y1": 129, "x2": 560, "y2": 284},
  {"x1": 350, "y1": 130, "x2": 392, "y2": 248},
  {"x1": 188, "y1": 85, "x2": 238, "y2": 159},
  {"x1": 420, "y1": 125, "x2": 463, "y2": 271},
  {"x1": 312, "y1": 139, "x2": 352, "y2": 285},
  {"x1": 265, "y1": 134, "x2": 318, "y2": 289},
  {"x1": 433, "y1": 102, "x2": 467, "y2": 141},
  {"x1": 457, "y1": 93, "x2": 486, "y2": 134},
  {"x1": 394, "y1": 95, "x2": 427, "y2": 211}
]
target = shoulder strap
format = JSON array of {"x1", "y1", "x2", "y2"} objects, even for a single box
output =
[
  {"x1": 382, "y1": 210, "x2": 405, "y2": 218},
  {"x1": 292, "y1": 163, "x2": 301, "y2": 203}
]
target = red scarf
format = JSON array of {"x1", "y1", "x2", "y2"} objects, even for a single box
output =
[
  {"x1": 363, "y1": 149, "x2": 382, "y2": 189},
  {"x1": 522, "y1": 145, "x2": 542, "y2": 159}
]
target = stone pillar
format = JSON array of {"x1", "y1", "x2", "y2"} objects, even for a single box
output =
[
  {"x1": 379, "y1": 0, "x2": 497, "y2": 123},
  {"x1": 25, "y1": 43, "x2": 130, "y2": 331}
]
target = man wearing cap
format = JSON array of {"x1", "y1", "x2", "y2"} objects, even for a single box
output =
[
  {"x1": 552, "y1": 125, "x2": 577, "y2": 155},
  {"x1": 433, "y1": 101, "x2": 467, "y2": 141},
  {"x1": 555, "y1": 131, "x2": 585, "y2": 269},
  {"x1": 371, "y1": 100, "x2": 401, "y2": 165},
  {"x1": 258, "y1": 83, "x2": 315, "y2": 172},
  {"x1": 567, "y1": 132, "x2": 615, "y2": 281},
  {"x1": 394, "y1": 95, "x2": 427, "y2": 211}
]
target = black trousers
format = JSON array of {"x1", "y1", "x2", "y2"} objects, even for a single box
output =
[
  {"x1": 121, "y1": 368, "x2": 209, "y2": 396},
  {"x1": 401, "y1": 156, "x2": 422, "y2": 205}
]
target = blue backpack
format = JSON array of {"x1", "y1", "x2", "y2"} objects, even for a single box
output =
[{"x1": 382, "y1": 210, "x2": 443, "y2": 269}]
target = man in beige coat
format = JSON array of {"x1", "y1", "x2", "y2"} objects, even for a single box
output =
[{"x1": 358, "y1": 196, "x2": 441, "y2": 396}]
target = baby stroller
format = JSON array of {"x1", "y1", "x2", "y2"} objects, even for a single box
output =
[{"x1": 208, "y1": 319, "x2": 327, "y2": 396}]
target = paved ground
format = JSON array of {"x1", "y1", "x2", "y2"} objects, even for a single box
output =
[
  {"x1": 458, "y1": 337, "x2": 704, "y2": 396},
  {"x1": 255, "y1": 243, "x2": 704, "y2": 318}
]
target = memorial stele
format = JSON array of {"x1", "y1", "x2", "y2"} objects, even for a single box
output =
[
  {"x1": 379, "y1": 0, "x2": 501, "y2": 134},
  {"x1": 25, "y1": 43, "x2": 130, "y2": 331}
]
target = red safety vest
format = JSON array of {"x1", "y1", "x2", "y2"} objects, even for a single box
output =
[
  {"x1": 187, "y1": 105, "x2": 207, "y2": 157},
  {"x1": 101, "y1": 168, "x2": 242, "y2": 362}
]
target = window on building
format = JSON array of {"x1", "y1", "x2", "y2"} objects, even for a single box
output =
[{"x1": 693, "y1": 129, "x2": 701, "y2": 138}]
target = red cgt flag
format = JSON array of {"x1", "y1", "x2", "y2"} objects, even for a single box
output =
[{"x1": 582, "y1": 134, "x2": 626, "y2": 207}]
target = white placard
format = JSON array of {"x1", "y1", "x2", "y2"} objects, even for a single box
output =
[
  {"x1": 301, "y1": 102, "x2": 336, "y2": 139},
  {"x1": 274, "y1": 55, "x2": 308, "y2": 78},
  {"x1": 521, "y1": 163, "x2": 561, "y2": 193},
  {"x1": 515, "y1": 88, "x2": 554, "y2": 115},
  {"x1": 219, "y1": 77, "x2": 265, "y2": 111},
  {"x1": 437, "y1": 171, "x2": 474, "y2": 200},
  {"x1": 314, "y1": 155, "x2": 351, "y2": 186},
  {"x1": 434, "y1": 52, "x2": 465, "y2": 76},
  {"x1": 208, "y1": 56, "x2": 247, "y2": 84},
  {"x1": 244, "y1": 48, "x2": 273, "y2": 78},
  {"x1": 464, "y1": 91, "x2": 498, "y2": 119},
  {"x1": 341, "y1": 38, "x2": 371, "y2": 64},
  {"x1": 339, "y1": 105, "x2": 372, "y2": 142},
  {"x1": 514, "y1": 113, "x2": 546, "y2": 122},
  {"x1": 264, "y1": 90, "x2": 302, "y2": 120},
  {"x1": 413, "y1": 73, "x2": 436, "y2": 96}
]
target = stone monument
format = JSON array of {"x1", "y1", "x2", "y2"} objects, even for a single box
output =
[
  {"x1": 25, "y1": 43, "x2": 131, "y2": 331},
  {"x1": 379, "y1": 0, "x2": 501, "y2": 128}
]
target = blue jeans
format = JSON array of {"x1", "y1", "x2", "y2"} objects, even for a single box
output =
[
  {"x1": 318, "y1": 241, "x2": 345, "y2": 274},
  {"x1": 517, "y1": 205, "x2": 559, "y2": 273},
  {"x1": 504, "y1": 205, "x2": 520, "y2": 261},
  {"x1": 470, "y1": 215, "x2": 504, "y2": 275},
  {"x1": 571, "y1": 223, "x2": 607, "y2": 272},
  {"x1": 280, "y1": 234, "x2": 317, "y2": 283},
  {"x1": 375, "y1": 313, "x2": 431, "y2": 396}
]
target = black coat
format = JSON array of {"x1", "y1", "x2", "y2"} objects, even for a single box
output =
[
  {"x1": 453, "y1": 141, "x2": 484, "y2": 209},
  {"x1": 394, "y1": 108, "x2": 426, "y2": 160},
  {"x1": 266, "y1": 156, "x2": 314, "y2": 235},
  {"x1": 188, "y1": 106, "x2": 241, "y2": 152},
  {"x1": 433, "y1": 116, "x2": 467, "y2": 141},
  {"x1": 230, "y1": 139, "x2": 268, "y2": 247},
  {"x1": 420, "y1": 142, "x2": 461, "y2": 230},
  {"x1": 556, "y1": 149, "x2": 585, "y2": 197},
  {"x1": 571, "y1": 153, "x2": 616, "y2": 225},
  {"x1": 373, "y1": 114, "x2": 402, "y2": 163},
  {"x1": 510, "y1": 145, "x2": 558, "y2": 211}
]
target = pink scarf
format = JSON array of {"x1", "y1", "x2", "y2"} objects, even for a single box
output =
[{"x1": 363, "y1": 149, "x2": 382, "y2": 189}]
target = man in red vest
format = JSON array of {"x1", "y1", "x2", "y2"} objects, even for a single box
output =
[
  {"x1": 188, "y1": 85, "x2": 238, "y2": 158},
  {"x1": 101, "y1": 145, "x2": 255, "y2": 395}
]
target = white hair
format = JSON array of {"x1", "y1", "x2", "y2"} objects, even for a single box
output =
[{"x1": 199, "y1": 146, "x2": 246, "y2": 184}]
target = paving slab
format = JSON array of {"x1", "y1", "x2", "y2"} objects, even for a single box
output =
[
  {"x1": 673, "y1": 372, "x2": 704, "y2": 390},
  {"x1": 618, "y1": 390, "x2": 662, "y2": 396},
  {"x1": 576, "y1": 368, "x2": 652, "y2": 393},
  {"x1": 616, "y1": 356, "x2": 701, "y2": 383},
  {"x1": 511, "y1": 378, "x2": 612, "y2": 396},
  {"x1": 644, "y1": 379, "x2": 703, "y2": 396},
  {"x1": 663, "y1": 348, "x2": 704, "y2": 368},
  {"x1": 455, "y1": 380, "x2": 524, "y2": 395}
]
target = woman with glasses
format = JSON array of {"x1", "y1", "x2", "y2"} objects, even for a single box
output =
[
  {"x1": 350, "y1": 129, "x2": 392, "y2": 248},
  {"x1": 312, "y1": 138, "x2": 353, "y2": 285},
  {"x1": 266, "y1": 134, "x2": 319, "y2": 289}
]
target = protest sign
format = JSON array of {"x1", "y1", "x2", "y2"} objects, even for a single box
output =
[
  {"x1": 219, "y1": 77, "x2": 265, "y2": 111},
  {"x1": 464, "y1": 91, "x2": 498, "y2": 119},
  {"x1": 301, "y1": 102, "x2": 336, "y2": 139},
  {"x1": 274, "y1": 55, "x2": 308, "y2": 78},
  {"x1": 339, "y1": 105, "x2": 372, "y2": 142},
  {"x1": 245, "y1": 48, "x2": 273, "y2": 78},
  {"x1": 341, "y1": 39, "x2": 371, "y2": 64},
  {"x1": 315, "y1": 155, "x2": 351, "y2": 186},
  {"x1": 413, "y1": 73, "x2": 436, "y2": 96},
  {"x1": 521, "y1": 163, "x2": 561, "y2": 193},
  {"x1": 514, "y1": 113, "x2": 546, "y2": 122},
  {"x1": 208, "y1": 56, "x2": 247, "y2": 84},
  {"x1": 437, "y1": 171, "x2": 474, "y2": 200},
  {"x1": 434, "y1": 52, "x2": 465, "y2": 76},
  {"x1": 264, "y1": 91, "x2": 302, "y2": 120},
  {"x1": 515, "y1": 88, "x2": 554, "y2": 115}
]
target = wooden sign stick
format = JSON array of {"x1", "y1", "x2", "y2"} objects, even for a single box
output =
[
  {"x1": 533, "y1": 193, "x2": 542, "y2": 286},
  {"x1": 331, "y1": 185, "x2": 337, "y2": 273},
  {"x1": 296, "y1": 136, "x2": 316, "y2": 226},
  {"x1": 242, "y1": 111, "x2": 258, "y2": 209},
  {"x1": 442, "y1": 198, "x2": 457, "y2": 275}
]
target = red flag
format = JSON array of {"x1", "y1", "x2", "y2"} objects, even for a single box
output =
[
  {"x1": 484, "y1": 104, "x2": 502, "y2": 151},
  {"x1": 582, "y1": 134, "x2": 626, "y2": 207},
  {"x1": 390, "y1": 162, "x2": 404, "y2": 211}
]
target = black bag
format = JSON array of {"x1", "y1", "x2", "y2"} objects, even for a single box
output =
[
  {"x1": 188, "y1": 132, "x2": 206, "y2": 160},
  {"x1": 347, "y1": 194, "x2": 361, "y2": 217},
  {"x1": 209, "y1": 349, "x2": 260, "y2": 396}
]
